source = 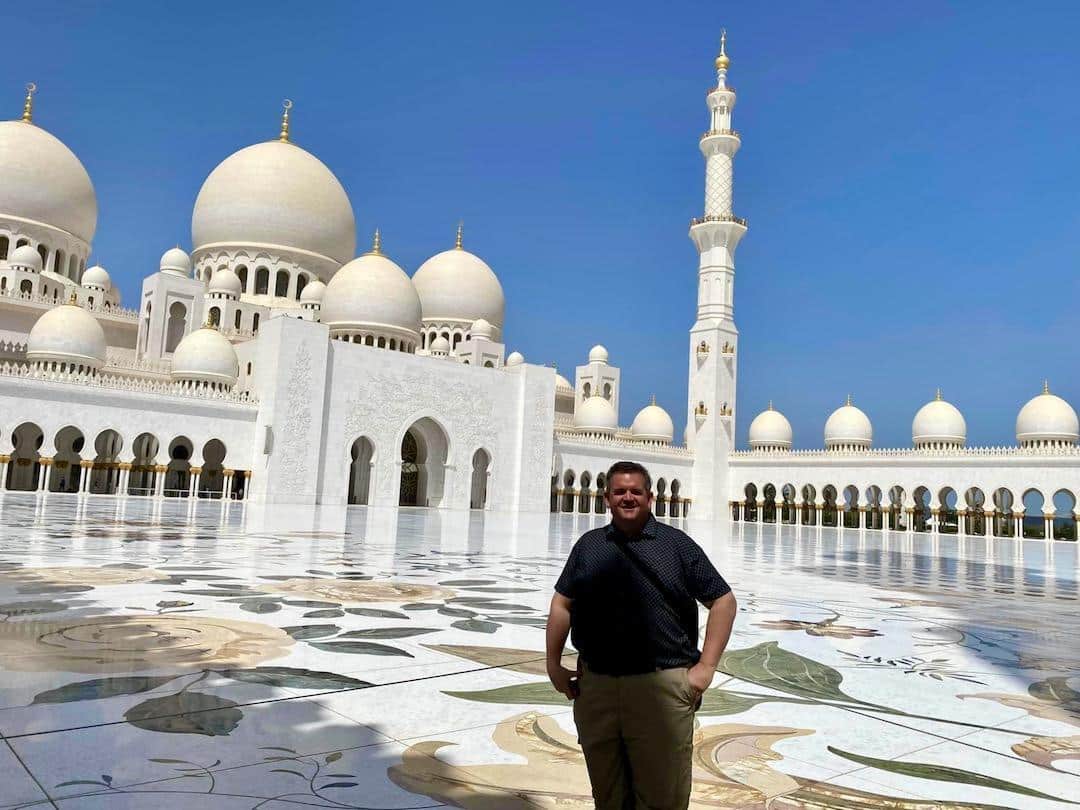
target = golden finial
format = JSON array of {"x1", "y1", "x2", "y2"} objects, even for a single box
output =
[
  {"x1": 366, "y1": 228, "x2": 382, "y2": 255},
  {"x1": 278, "y1": 99, "x2": 293, "y2": 143},
  {"x1": 715, "y1": 30, "x2": 730, "y2": 70},
  {"x1": 455, "y1": 221, "x2": 464, "y2": 250},
  {"x1": 767, "y1": 400, "x2": 773, "y2": 411},
  {"x1": 67, "y1": 290, "x2": 78, "y2": 305},
  {"x1": 22, "y1": 82, "x2": 36, "y2": 123},
  {"x1": 1043, "y1": 379, "x2": 1050, "y2": 395},
  {"x1": 935, "y1": 388, "x2": 942, "y2": 401},
  {"x1": 203, "y1": 315, "x2": 215, "y2": 329},
  {"x1": 845, "y1": 394, "x2": 852, "y2": 407},
  {"x1": 650, "y1": 394, "x2": 656, "y2": 406}
]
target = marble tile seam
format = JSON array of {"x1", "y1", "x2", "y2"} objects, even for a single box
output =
[{"x1": 0, "y1": 734, "x2": 56, "y2": 810}]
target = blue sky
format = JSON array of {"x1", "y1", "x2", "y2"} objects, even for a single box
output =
[{"x1": 5, "y1": 1, "x2": 1080, "y2": 448}]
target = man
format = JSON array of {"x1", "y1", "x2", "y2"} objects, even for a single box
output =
[{"x1": 546, "y1": 460, "x2": 737, "y2": 810}]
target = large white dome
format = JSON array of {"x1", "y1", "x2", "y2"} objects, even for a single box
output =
[
  {"x1": 748, "y1": 403, "x2": 793, "y2": 450},
  {"x1": 27, "y1": 301, "x2": 106, "y2": 369},
  {"x1": 191, "y1": 140, "x2": 355, "y2": 265},
  {"x1": 321, "y1": 252, "x2": 422, "y2": 336},
  {"x1": 630, "y1": 398, "x2": 674, "y2": 444},
  {"x1": 574, "y1": 395, "x2": 618, "y2": 435},
  {"x1": 0, "y1": 120, "x2": 97, "y2": 243},
  {"x1": 170, "y1": 325, "x2": 239, "y2": 387},
  {"x1": 1016, "y1": 383, "x2": 1079, "y2": 446},
  {"x1": 413, "y1": 245, "x2": 505, "y2": 329},
  {"x1": 912, "y1": 391, "x2": 966, "y2": 447},
  {"x1": 824, "y1": 397, "x2": 872, "y2": 449}
]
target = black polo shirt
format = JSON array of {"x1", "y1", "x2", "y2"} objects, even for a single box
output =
[{"x1": 554, "y1": 515, "x2": 731, "y2": 676}]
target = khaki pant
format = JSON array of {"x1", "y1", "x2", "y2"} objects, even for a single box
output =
[{"x1": 573, "y1": 666, "x2": 697, "y2": 810}]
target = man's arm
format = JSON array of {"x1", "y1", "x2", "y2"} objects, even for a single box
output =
[
  {"x1": 546, "y1": 592, "x2": 578, "y2": 699},
  {"x1": 688, "y1": 591, "x2": 737, "y2": 693}
]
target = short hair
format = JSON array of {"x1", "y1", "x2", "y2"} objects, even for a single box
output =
[{"x1": 604, "y1": 461, "x2": 652, "y2": 493}]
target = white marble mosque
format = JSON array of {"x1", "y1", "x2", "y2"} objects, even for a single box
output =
[
  {"x1": 2, "y1": 40, "x2": 1079, "y2": 535},
  {"x1": 0, "y1": 34, "x2": 1079, "y2": 810}
]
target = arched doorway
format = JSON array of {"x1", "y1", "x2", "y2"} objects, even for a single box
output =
[
  {"x1": 821, "y1": 486, "x2": 838, "y2": 527},
  {"x1": 1053, "y1": 489, "x2": 1076, "y2": 541},
  {"x1": 90, "y1": 429, "x2": 123, "y2": 494},
  {"x1": 743, "y1": 483, "x2": 758, "y2": 522},
  {"x1": 7, "y1": 422, "x2": 44, "y2": 491},
  {"x1": 578, "y1": 472, "x2": 592, "y2": 513},
  {"x1": 656, "y1": 478, "x2": 667, "y2": 517},
  {"x1": 470, "y1": 448, "x2": 490, "y2": 509},
  {"x1": 165, "y1": 437, "x2": 193, "y2": 497},
  {"x1": 762, "y1": 483, "x2": 776, "y2": 523},
  {"x1": 801, "y1": 484, "x2": 817, "y2": 525},
  {"x1": 562, "y1": 470, "x2": 576, "y2": 513},
  {"x1": 200, "y1": 439, "x2": 227, "y2": 498},
  {"x1": 670, "y1": 479, "x2": 682, "y2": 518},
  {"x1": 49, "y1": 426, "x2": 85, "y2": 493},
  {"x1": 993, "y1": 487, "x2": 1015, "y2": 537},
  {"x1": 349, "y1": 437, "x2": 375, "y2": 505},
  {"x1": 129, "y1": 433, "x2": 160, "y2": 495},
  {"x1": 594, "y1": 472, "x2": 607, "y2": 514},
  {"x1": 398, "y1": 418, "x2": 449, "y2": 507},
  {"x1": 912, "y1": 486, "x2": 931, "y2": 532},
  {"x1": 965, "y1": 487, "x2": 986, "y2": 535}
]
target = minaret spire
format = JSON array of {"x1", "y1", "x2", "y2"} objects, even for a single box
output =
[
  {"x1": 455, "y1": 221, "x2": 464, "y2": 250},
  {"x1": 22, "y1": 83, "x2": 36, "y2": 123},
  {"x1": 278, "y1": 99, "x2": 293, "y2": 143}
]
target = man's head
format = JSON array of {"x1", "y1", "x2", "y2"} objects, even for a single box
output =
[{"x1": 604, "y1": 461, "x2": 653, "y2": 533}]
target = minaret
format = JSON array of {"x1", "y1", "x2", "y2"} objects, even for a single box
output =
[{"x1": 687, "y1": 32, "x2": 747, "y2": 520}]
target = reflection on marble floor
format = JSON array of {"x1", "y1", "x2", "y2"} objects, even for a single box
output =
[{"x1": 0, "y1": 494, "x2": 1077, "y2": 808}]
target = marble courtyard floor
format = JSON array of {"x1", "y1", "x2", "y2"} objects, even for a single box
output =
[{"x1": 0, "y1": 495, "x2": 1077, "y2": 809}]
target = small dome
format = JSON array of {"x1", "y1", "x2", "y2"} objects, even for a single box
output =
[
  {"x1": 555, "y1": 372, "x2": 573, "y2": 393},
  {"x1": 8, "y1": 244, "x2": 42, "y2": 270},
  {"x1": 429, "y1": 336, "x2": 451, "y2": 357},
  {"x1": 506, "y1": 351, "x2": 524, "y2": 367},
  {"x1": 413, "y1": 243, "x2": 505, "y2": 330},
  {"x1": 912, "y1": 391, "x2": 966, "y2": 447},
  {"x1": 81, "y1": 265, "x2": 111, "y2": 290},
  {"x1": 748, "y1": 403, "x2": 793, "y2": 450},
  {"x1": 160, "y1": 247, "x2": 191, "y2": 276},
  {"x1": 27, "y1": 300, "x2": 106, "y2": 369},
  {"x1": 630, "y1": 398, "x2": 674, "y2": 443},
  {"x1": 170, "y1": 325, "x2": 239, "y2": 387},
  {"x1": 321, "y1": 253, "x2": 422, "y2": 336},
  {"x1": 0, "y1": 120, "x2": 97, "y2": 243},
  {"x1": 208, "y1": 267, "x2": 242, "y2": 297},
  {"x1": 470, "y1": 318, "x2": 494, "y2": 340},
  {"x1": 574, "y1": 394, "x2": 618, "y2": 435},
  {"x1": 588, "y1": 344, "x2": 609, "y2": 364},
  {"x1": 300, "y1": 279, "x2": 326, "y2": 304},
  {"x1": 1016, "y1": 382, "x2": 1079, "y2": 446},
  {"x1": 192, "y1": 140, "x2": 356, "y2": 265},
  {"x1": 824, "y1": 396, "x2": 872, "y2": 449}
]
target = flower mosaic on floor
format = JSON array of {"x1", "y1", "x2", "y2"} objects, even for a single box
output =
[{"x1": 0, "y1": 495, "x2": 1077, "y2": 808}]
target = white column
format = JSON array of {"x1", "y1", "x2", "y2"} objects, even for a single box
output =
[
  {"x1": 37, "y1": 461, "x2": 50, "y2": 491},
  {"x1": 0, "y1": 459, "x2": 7, "y2": 491},
  {"x1": 154, "y1": 466, "x2": 166, "y2": 497}
]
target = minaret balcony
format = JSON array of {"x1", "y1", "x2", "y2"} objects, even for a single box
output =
[
  {"x1": 707, "y1": 85, "x2": 736, "y2": 97},
  {"x1": 700, "y1": 128, "x2": 740, "y2": 140},
  {"x1": 690, "y1": 213, "x2": 748, "y2": 228}
]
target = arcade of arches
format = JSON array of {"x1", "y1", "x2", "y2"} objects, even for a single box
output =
[
  {"x1": 1, "y1": 423, "x2": 249, "y2": 499},
  {"x1": 346, "y1": 419, "x2": 491, "y2": 510},
  {"x1": 732, "y1": 482, "x2": 1078, "y2": 541},
  {"x1": 551, "y1": 470, "x2": 689, "y2": 518}
]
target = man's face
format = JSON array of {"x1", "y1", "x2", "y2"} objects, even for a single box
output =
[{"x1": 605, "y1": 472, "x2": 653, "y2": 524}]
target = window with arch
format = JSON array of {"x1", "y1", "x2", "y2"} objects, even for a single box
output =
[
  {"x1": 234, "y1": 309, "x2": 242, "y2": 329},
  {"x1": 0, "y1": 235, "x2": 8, "y2": 260},
  {"x1": 246, "y1": 362, "x2": 252, "y2": 375},
  {"x1": 603, "y1": 382, "x2": 613, "y2": 400},
  {"x1": 275, "y1": 270, "x2": 289, "y2": 297},
  {"x1": 36, "y1": 244, "x2": 47, "y2": 266},
  {"x1": 295, "y1": 274, "x2": 308, "y2": 300},
  {"x1": 165, "y1": 301, "x2": 188, "y2": 353},
  {"x1": 236, "y1": 265, "x2": 248, "y2": 292},
  {"x1": 0, "y1": 278, "x2": 6, "y2": 290},
  {"x1": 255, "y1": 267, "x2": 269, "y2": 295},
  {"x1": 252, "y1": 313, "x2": 260, "y2": 333},
  {"x1": 582, "y1": 382, "x2": 592, "y2": 400},
  {"x1": 208, "y1": 306, "x2": 221, "y2": 327}
]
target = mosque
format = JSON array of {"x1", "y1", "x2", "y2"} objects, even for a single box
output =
[{"x1": 0, "y1": 41, "x2": 1077, "y2": 538}]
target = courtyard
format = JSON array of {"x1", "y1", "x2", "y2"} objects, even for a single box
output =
[{"x1": 0, "y1": 494, "x2": 1077, "y2": 808}]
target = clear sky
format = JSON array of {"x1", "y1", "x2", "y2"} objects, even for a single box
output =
[{"x1": 5, "y1": 1, "x2": 1080, "y2": 449}]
